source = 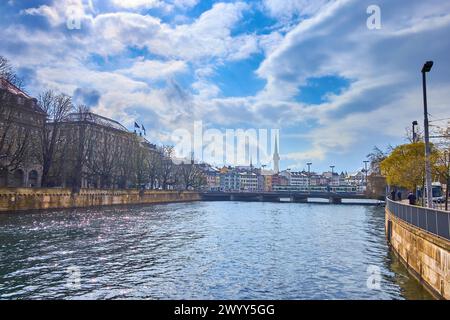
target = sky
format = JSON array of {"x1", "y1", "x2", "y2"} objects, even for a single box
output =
[{"x1": 1, "y1": 0, "x2": 450, "y2": 173}]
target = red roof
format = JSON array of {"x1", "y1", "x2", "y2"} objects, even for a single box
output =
[
  {"x1": 0, "y1": 77, "x2": 32, "y2": 99},
  {"x1": 0, "y1": 77, "x2": 46, "y2": 114}
]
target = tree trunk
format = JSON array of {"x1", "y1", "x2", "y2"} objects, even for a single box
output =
[
  {"x1": 446, "y1": 176, "x2": 449, "y2": 211},
  {"x1": 446, "y1": 152, "x2": 450, "y2": 211},
  {"x1": 41, "y1": 158, "x2": 51, "y2": 187},
  {"x1": 71, "y1": 125, "x2": 86, "y2": 193}
]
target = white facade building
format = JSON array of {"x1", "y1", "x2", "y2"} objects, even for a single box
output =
[{"x1": 239, "y1": 172, "x2": 258, "y2": 191}]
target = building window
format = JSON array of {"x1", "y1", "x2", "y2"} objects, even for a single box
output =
[
  {"x1": 12, "y1": 169, "x2": 24, "y2": 187},
  {"x1": 28, "y1": 170, "x2": 39, "y2": 187}
]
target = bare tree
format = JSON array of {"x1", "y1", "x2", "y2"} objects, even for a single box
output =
[
  {"x1": 405, "y1": 125, "x2": 423, "y2": 143},
  {"x1": 367, "y1": 146, "x2": 388, "y2": 175},
  {"x1": 86, "y1": 130, "x2": 120, "y2": 188},
  {"x1": 147, "y1": 151, "x2": 161, "y2": 189},
  {"x1": 38, "y1": 90, "x2": 73, "y2": 187},
  {"x1": 179, "y1": 162, "x2": 206, "y2": 190},
  {"x1": 0, "y1": 56, "x2": 23, "y2": 88},
  {"x1": 157, "y1": 145, "x2": 178, "y2": 190},
  {"x1": 68, "y1": 105, "x2": 93, "y2": 192},
  {"x1": 133, "y1": 142, "x2": 151, "y2": 189}
]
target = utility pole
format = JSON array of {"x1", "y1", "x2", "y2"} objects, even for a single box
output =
[
  {"x1": 422, "y1": 61, "x2": 434, "y2": 208},
  {"x1": 446, "y1": 151, "x2": 450, "y2": 211},
  {"x1": 307, "y1": 162, "x2": 312, "y2": 191},
  {"x1": 363, "y1": 160, "x2": 369, "y2": 191},
  {"x1": 329, "y1": 165, "x2": 335, "y2": 190}
]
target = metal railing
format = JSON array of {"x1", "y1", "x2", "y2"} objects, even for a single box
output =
[
  {"x1": 386, "y1": 198, "x2": 450, "y2": 241},
  {"x1": 431, "y1": 200, "x2": 450, "y2": 212}
]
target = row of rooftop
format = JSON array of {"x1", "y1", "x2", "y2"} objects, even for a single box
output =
[{"x1": 198, "y1": 164, "x2": 367, "y2": 192}]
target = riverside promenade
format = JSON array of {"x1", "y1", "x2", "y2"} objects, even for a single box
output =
[
  {"x1": 385, "y1": 198, "x2": 450, "y2": 299},
  {"x1": 0, "y1": 188, "x2": 201, "y2": 213}
]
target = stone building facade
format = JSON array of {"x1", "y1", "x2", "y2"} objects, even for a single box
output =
[
  {"x1": 48, "y1": 112, "x2": 158, "y2": 189},
  {"x1": 0, "y1": 78, "x2": 46, "y2": 187}
]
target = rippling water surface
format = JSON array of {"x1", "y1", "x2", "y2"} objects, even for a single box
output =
[{"x1": 0, "y1": 202, "x2": 432, "y2": 299}]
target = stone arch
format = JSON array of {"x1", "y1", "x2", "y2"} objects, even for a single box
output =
[
  {"x1": 28, "y1": 170, "x2": 39, "y2": 187},
  {"x1": 0, "y1": 168, "x2": 7, "y2": 187},
  {"x1": 12, "y1": 169, "x2": 25, "y2": 187}
]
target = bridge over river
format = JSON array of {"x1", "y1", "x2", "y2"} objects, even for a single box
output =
[{"x1": 201, "y1": 191, "x2": 384, "y2": 205}]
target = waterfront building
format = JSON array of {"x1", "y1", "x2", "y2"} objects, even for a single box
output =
[
  {"x1": 257, "y1": 174, "x2": 265, "y2": 192},
  {"x1": 293, "y1": 171, "x2": 309, "y2": 186},
  {"x1": 345, "y1": 170, "x2": 365, "y2": 186},
  {"x1": 50, "y1": 112, "x2": 157, "y2": 189},
  {"x1": 220, "y1": 170, "x2": 240, "y2": 191},
  {"x1": 239, "y1": 172, "x2": 258, "y2": 191},
  {"x1": 0, "y1": 78, "x2": 46, "y2": 187},
  {"x1": 219, "y1": 166, "x2": 230, "y2": 174},
  {"x1": 280, "y1": 170, "x2": 309, "y2": 186},
  {"x1": 260, "y1": 170, "x2": 274, "y2": 191},
  {"x1": 366, "y1": 173, "x2": 387, "y2": 198},
  {"x1": 309, "y1": 174, "x2": 327, "y2": 186},
  {"x1": 271, "y1": 174, "x2": 288, "y2": 190},
  {"x1": 201, "y1": 165, "x2": 221, "y2": 191}
]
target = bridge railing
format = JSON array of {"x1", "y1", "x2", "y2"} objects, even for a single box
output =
[{"x1": 386, "y1": 198, "x2": 450, "y2": 241}]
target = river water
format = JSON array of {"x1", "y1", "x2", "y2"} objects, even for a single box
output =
[{"x1": 0, "y1": 201, "x2": 432, "y2": 299}]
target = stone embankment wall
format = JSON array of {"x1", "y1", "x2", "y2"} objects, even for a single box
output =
[
  {"x1": 386, "y1": 208, "x2": 450, "y2": 299},
  {"x1": 0, "y1": 188, "x2": 201, "y2": 212}
]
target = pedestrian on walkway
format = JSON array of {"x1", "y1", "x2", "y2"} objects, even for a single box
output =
[
  {"x1": 397, "y1": 191, "x2": 402, "y2": 201},
  {"x1": 408, "y1": 191, "x2": 416, "y2": 205},
  {"x1": 390, "y1": 189, "x2": 396, "y2": 201}
]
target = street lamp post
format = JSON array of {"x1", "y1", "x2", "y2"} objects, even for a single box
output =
[
  {"x1": 307, "y1": 162, "x2": 312, "y2": 191},
  {"x1": 422, "y1": 61, "x2": 434, "y2": 208},
  {"x1": 363, "y1": 160, "x2": 369, "y2": 190},
  {"x1": 330, "y1": 165, "x2": 335, "y2": 190},
  {"x1": 412, "y1": 120, "x2": 418, "y2": 142}
]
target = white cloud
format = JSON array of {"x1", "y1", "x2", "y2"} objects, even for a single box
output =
[
  {"x1": 5, "y1": 0, "x2": 450, "y2": 171},
  {"x1": 21, "y1": 0, "x2": 91, "y2": 27},
  {"x1": 117, "y1": 59, "x2": 188, "y2": 81},
  {"x1": 144, "y1": 2, "x2": 253, "y2": 61},
  {"x1": 253, "y1": 0, "x2": 450, "y2": 165},
  {"x1": 22, "y1": 5, "x2": 61, "y2": 26},
  {"x1": 111, "y1": 0, "x2": 161, "y2": 9},
  {"x1": 262, "y1": 0, "x2": 333, "y2": 20}
]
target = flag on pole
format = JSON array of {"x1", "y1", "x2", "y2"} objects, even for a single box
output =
[{"x1": 134, "y1": 122, "x2": 140, "y2": 129}]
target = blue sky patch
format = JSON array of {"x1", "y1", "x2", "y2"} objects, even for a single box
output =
[
  {"x1": 211, "y1": 53, "x2": 266, "y2": 97},
  {"x1": 296, "y1": 75, "x2": 351, "y2": 105}
]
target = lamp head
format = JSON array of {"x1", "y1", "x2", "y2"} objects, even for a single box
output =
[{"x1": 421, "y1": 61, "x2": 433, "y2": 73}]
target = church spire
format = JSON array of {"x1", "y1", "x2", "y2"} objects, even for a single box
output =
[{"x1": 273, "y1": 135, "x2": 280, "y2": 173}]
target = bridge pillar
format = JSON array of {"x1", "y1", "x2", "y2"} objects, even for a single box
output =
[{"x1": 329, "y1": 197, "x2": 342, "y2": 204}]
